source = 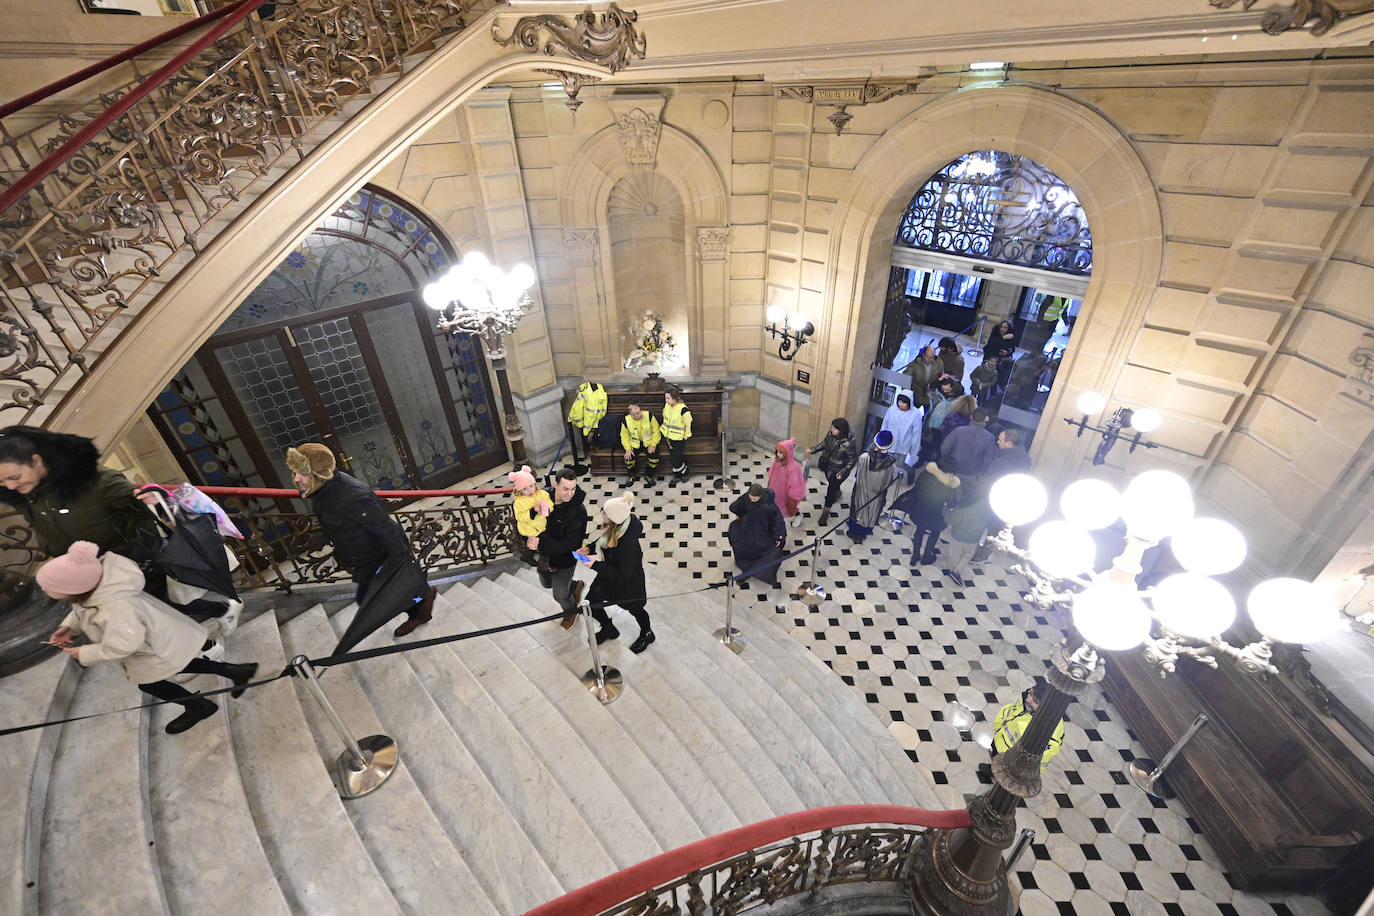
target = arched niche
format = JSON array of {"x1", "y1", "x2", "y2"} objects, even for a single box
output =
[{"x1": 818, "y1": 84, "x2": 1164, "y2": 487}]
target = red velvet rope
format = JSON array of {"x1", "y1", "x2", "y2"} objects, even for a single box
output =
[
  {"x1": 521, "y1": 804, "x2": 974, "y2": 916},
  {"x1": 175, "y1": 484, "x2": 514, "y2": 499}
]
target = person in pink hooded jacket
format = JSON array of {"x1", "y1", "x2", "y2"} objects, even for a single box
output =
[{"x1": 767, "y1": 438, "x2": 807, "y2": 529}]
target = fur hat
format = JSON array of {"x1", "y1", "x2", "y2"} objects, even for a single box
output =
[
  {"x1": 601, "y1": 490, "x2": 636, "y2": 525},
  {"x1": 874, "y1": 429, "x2": 894, "y2": 450},
  {"x1": 286, "y1": 443, "x2": 336, "y2": 479},
  {"x1": 36, "y1": 541, "x2": 103, "y2": 596},
  {"x1": 508, "y1": 465, "x2": 536, "y2": 489}
]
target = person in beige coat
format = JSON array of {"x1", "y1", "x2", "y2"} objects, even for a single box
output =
[{"x1": 40, "y1": 541, "x2": 258, "y2": 735}]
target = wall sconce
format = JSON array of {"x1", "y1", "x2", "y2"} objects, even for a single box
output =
[
  {"x1": 1065, "y1": 391, "x2": 1161, "y2": 465},
  {"x1": 764, "y1": 305, "x2": 814, "y2": 361}
]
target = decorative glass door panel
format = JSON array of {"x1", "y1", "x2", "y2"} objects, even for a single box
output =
[{"x1": 215, "y1": 336, "x2": 322, "y2": 459}]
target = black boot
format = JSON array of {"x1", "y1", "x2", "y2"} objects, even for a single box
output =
[
  {"x1": 226, "y1": 663, "x2": 259, "y2": 698},
  {"x1": 595, "y1": 624, "x2": 620, "y2": 644},
  {"x1": 629, "y1": 628, "x2": 656, "y2": 654},
  {"x1": 165, "y1": 698, "x2": 218, "y2": 734}
]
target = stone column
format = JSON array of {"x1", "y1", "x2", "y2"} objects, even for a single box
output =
[
  {"x1": 562, "y1": 228, "x2": 614, "y2": 375},
  {"x1": 696, "y1": 226, "x2": 730, "y2": 376}
]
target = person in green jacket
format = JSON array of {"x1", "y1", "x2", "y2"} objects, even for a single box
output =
[
  {"x1": 991, "y1": 678, "x2": 1065, "y2": 771},
  {"x1": 620, "y1": 402, "x2": 661, "y2": 485}
]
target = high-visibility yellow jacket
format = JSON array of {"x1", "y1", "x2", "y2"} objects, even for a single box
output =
[
  {"x1": 621, "y1": 412, "x2": 661, "y2": 451},
  {"x1": 1042, "y1": 296, "x2": 1067, "y2": 322},
  {"x1": 567, "y1": 382, "x2": 607, "y2": 435},
  {"x1": 661, "y1": 402, "x2": 692, "y2": 441},
  {"x1": 992, "y1": 699, "x2": 1064, "y2": 770}
]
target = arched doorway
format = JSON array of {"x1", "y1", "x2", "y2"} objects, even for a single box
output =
[
  {"x1": 867, "y1": 149, "x2": 1093, "y2": 449},
  {"x1": 147, "y1": 186, "x2": 503, "y2": 493}
]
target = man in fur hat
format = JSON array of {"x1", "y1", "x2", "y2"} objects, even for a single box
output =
[{"x1": 286, "y1": 443, "x2": 436, "y2": 639}]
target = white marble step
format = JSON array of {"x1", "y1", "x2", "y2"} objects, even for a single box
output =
[
  {"x1": 455, "y1": 578, "x2": 702, "y2": 854},
  {"x1": 146, "y1": 647, "x2": 291, "y2": 916},
  {"x1": 38, "y1": 660, "x2": 168, "y2": 915},
  {"x1": 388, "y1": 586, "x2": 620, "y2": 891},
  {"x1": 328, "y1": 595, "x2": 564, "y2": 915},
  {"x1": 278, "y1": 605, "x2": 497, "y2": 915},
  {"x1": 482, "y1": 574, "x2": 797, "y2": 823},
  {"x1": 1, "y1": 656, "x2": 75, "y2": 915},
  {"x1": 476, "y1": 577, "x2": 741, "y2": 840},
  {"x1": 225, "y1": 612, "x2": 399, "y2": 915}
]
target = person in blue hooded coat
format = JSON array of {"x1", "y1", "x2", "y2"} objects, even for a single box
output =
[{"x1": 727, "y1": 483, "x2": 787, "y2": 587}]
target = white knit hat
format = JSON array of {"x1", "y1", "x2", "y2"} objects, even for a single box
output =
[{"x1": 601, "y1": 490, "x2": 636, "y2": 525}]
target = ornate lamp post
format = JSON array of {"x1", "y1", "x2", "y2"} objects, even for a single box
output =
[
  {"x1": 910, "y1": 468, "x2": 1344, "y2": 915},
  {"x1": 423, "y1": 252, "x2": 536, "y2": 465}
]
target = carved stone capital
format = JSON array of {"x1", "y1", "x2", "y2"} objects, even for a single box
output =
[
  {"x1": 562, "y1": 228, "x2": 599, "y2": 252},
  {"x1": 607, "y1": 96, "x2": 665, "y2": 167},
  {"x1": 696, "y1": 227, "x2": 728, "y2": 260},
  {"x1": 492, "y1": 3, "x2": 646, "y2": 71}
]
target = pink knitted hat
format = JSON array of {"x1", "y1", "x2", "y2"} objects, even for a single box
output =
[
  {"x1": 508, "y1": 465, "x2": 536, "y2": 489},
  {"x1": 36, "y1": 541, "x2": 104, "y2": 596}
]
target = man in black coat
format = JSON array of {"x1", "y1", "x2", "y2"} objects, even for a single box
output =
[
  {"x1": 727, "y1": 483, "x2": 787, "y2": 588},
  {"x1": 532, "y1": 468, "x2": 589, "y2": 628},
  {"x1": 287, "y1": 443, "x2": 435, "y2": 641}
]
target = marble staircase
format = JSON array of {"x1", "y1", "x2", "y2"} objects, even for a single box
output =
[{"x1": 1, "y1": 564, "x2": 942, "y2": 915}]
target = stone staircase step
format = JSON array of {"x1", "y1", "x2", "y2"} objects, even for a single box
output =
[
  {"x1": 38, "y1": 661, "x2": 168, "y2": 915},
  {"x1": 145, "y1": 650, "x2": 292, "y2": 916},
  {"x1": 474, "y1": 576, "x2": 742, "y2": 840},
  {"x1": 1, "y1": 656, "x2": 75, "y2": 914},
  {"x1": 327, "y1": 594, "x2": 563, "y2": 915},
  {"x1": 486, "y1": 574, "x2": 805, "y2": 820},
  {"x1": 382, "y1": 585, "x2": 620, "y2": 891},
  {"x1": 226, "y1": 611, "x2": 399, "y2": 914},
  {"x1": 278, "y1": 605, "x2": 497, "y2": 915}
]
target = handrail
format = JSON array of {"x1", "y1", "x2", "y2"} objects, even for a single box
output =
[
  {"x1": 185, "y1": 484, "x2": 516, "y2": 499},
  {"x1": 0, "y1": 0, "x2": 266, "y2": 215},
  {"x1": 523, "y1": 804, "x2": 974, "y2": 916},
  {"x1": 0, "y1": 0, "x2": 260, "y2": 121}
]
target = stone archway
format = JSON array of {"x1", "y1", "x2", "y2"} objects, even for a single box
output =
[{"x1": 816, "y1": 84, "x2": 1163, "y2": 486}]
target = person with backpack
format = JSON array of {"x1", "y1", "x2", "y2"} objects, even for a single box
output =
[
  {"x1": 620, "y1": 402, "x2": 661, "y2": 485},
  {"x1": 661, "y1": 385, "x2": 693, "y2": 483}
]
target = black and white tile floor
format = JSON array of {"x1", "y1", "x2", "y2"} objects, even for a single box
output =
[{"x1": 480, "y1": 445, "x2": 1333, "y2": 916}]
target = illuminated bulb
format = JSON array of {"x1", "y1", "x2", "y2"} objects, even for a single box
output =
[
  {"x1": 1247, "y1": 578, "x2": 1343, "y2": 644},
  {"x1": 1028, "y1": 521, "x2": 1097, "y2": 577},
  {"x1": 1171, "y1": 517, "x2": 1246, "y2": 575},
  {"x1": 508, "y1": 262, "x2": 535, "y2": 292},
  {"x1": 1120, "y1": 470, "x2": 1193, "y2": 542},
  {"x1": 789, "y1": 312, "x2": 810, "y2": 332},
  {"x1": 1076, "y1": 391, "x2": 1107, "y2": 416},
  {"x1": 1060, "y1": 479, "x2": 1121, "y2": 530},
  {"x1": 1073, "y1": 583, "x2": 1152, "y2": 651},
  {"x1": 988, "y1": 474, "x2": 1048, "y2": 527},
  {"x1": 765, "y1": 305, "x2": 786, "y2": 325},
  {"x1": 1151, "y1": 573, "x2": 1236, "y2": 639},
  {"x1": 1128, "y1": 407, "x2": 1162, "y2": 432}
]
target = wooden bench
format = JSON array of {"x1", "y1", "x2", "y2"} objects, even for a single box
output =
[{"x1": 559, "y1": 379, "x2": 724, "y2": 478}]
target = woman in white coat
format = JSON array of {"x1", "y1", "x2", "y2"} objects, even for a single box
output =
[{"x1": 39, "y1": 541, "x2": 258, "y2": 735}]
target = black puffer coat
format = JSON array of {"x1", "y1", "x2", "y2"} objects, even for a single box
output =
[
  {"x1": 586, "y1": 516, "x2": 646, "y2": 606},
  {"x1": 0, "y1": 426, "x2": 158, "y2": 561},
  {"x1": 540, "y1": 486, "x2": 589, "y2": 571},
  {"x1": 307, "y1": 471, "x2": 412, "y2": 577}
]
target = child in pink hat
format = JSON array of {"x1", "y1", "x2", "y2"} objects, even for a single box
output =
[
  {"x1": 767, "y1": 437, "x2": 807, "y2": 529},
  {"x1": 508, "y1": 465, "x2": 553, "y2": 568}
]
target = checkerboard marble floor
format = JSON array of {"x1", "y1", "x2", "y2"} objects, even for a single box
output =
[{"x1": 479, "y1": 444, "x2": 1334, "y2": 916}]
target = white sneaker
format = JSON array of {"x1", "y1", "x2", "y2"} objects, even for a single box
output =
[
  {"x1": 218, "y1": 599, "x2": 244, "y2": 635},
  {"x1": 788, "y1": 515, "x2": 803, "y2": 528}
]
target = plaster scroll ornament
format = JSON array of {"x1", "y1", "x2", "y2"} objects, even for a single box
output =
[
  {"x1": 562, "y1": 228, "x2": 599, "y2": 250},
  {"x1": 696, "y1": 227, "x2": 729, "y2": 260},
  {"x1": 614, "y1": 107, "x2": 662, "y2": 167},
  {"x1": 1209, "y1": 0, "x2": 1374, "y2": 35},
  {"x1": 492, "y1": 3, "x2": 647, "y2": 72},
  {"x1": 534, "y1": 69, "x2": 602, "y2": 112}
]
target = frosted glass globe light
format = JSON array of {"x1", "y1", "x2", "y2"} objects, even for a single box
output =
[
  {"x1": 461, "y1": 250, "x2": 490, "y2": 274},
  {"x1": 1060, "y1": 478, "x2": 1121, "y2": 530},
  {"x1": 1171, "y1": 517, "x2": 1247, "y2": 575},
  {"x1": 1247, "y1": 578, "x2": 1343, "y2": 644},
  {"x1": 1028, "y1": 521, "x2": 1097, "y2": 577},
  {"x1": 1120, "y1": 469, "x2": 1194, "y2": 542},
  {"x1": 1151, "y1": 573, "x2": 1237, "y2": 639},
  {"x1": 1076, "y1": 391, "x2": 1107, "y2": 416},
  {"x1": 988, "y1": 474, "x2": 1048, "y2": 527},
  {"x1": 790, "y1": 312, "x2": 810, "y2": 331},
  {"x1": 422, "y1": 275, "x2": 452, "y2": 310},
  {"x1": 766, "y1": 304, "x2": 786, "y2": 324},
  {"x1": 1128, "y1": 407, "x2": 1162, "y2": 432},
  {"x1": 1072, "y1": 583, "x2": 1152, "y2": 651},
  {"x1": 508, "y1": 262, "x2": 536, "y2": 293}
]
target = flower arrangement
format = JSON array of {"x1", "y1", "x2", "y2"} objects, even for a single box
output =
[{"x1": 623, "y1": 310, "x2": 679, "y2": 370}]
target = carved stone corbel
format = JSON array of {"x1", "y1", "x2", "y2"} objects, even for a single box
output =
[
  {"x1": 607, "y1": 96, "x2": 665, "y2": 168},
  {"x1": 696, "y1": 227, "x2": 728, "y2": 261},
  {"x1": 775, "y1": 76, "x2": 935, "y2": 135},
  {"x1": 535, "y1": 68, "x2": 602, "y2": 112}
]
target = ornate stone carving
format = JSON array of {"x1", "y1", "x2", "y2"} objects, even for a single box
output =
[
  {"x1": 492, "y1": 3, "x2": 647, "y2": 72},
  {"x1": 776, "y1": 77, "x2": 934, "y2": 135},
  {"x1": 607, "y1": 97, "x2": 665, "y2": 167},
  {"x1": 562, "y1": 228, "x2": 599, "y2": 250},
  {"x1": 696, "y1": 227, "x2": 728, "y2": 260},
  {"x1": 533, "y1": 68, "x2": 602, "y2": 112},
  {"x1": 1344, "y1": 331, "x2": 1374, "y2": 409},
  {"x1": 1210, "y1": 0, "x2": 1374, "y2": 35}
]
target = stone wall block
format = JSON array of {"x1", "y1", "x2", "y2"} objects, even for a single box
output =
[
  {"x1": 1129, "y1": 327, "x2": 1188, "y2": 371},
  {"x1": 1160, "y1": 192, "x2": 1250, "y2": 246},
  {"x1": 1244, "y1": 203, "x2": 1341, "y2": 255},
  {"x1": 732, "y1": 162, "x2": 771, "y2": 195},
  {"x1": 1307, "y1": 259, "x2": 1374, "y2": 323},
  {"x1": 1263, "y1": 353, "x2": 1342, "y2": 417},
  {"x1": 1200, "y1": 300, "x2": 1284, "y2": 343},
  {"x1": 1074, "y1": 86, "x2": 1216, "y2": 141},
  {"x1": 1246, "y1": 393, "x2": 1314, "y2": 457},
  {"x1": 1270, "y1": 149, "x2": 1370, "y2": 200},
  {"x1": 1287, "y1": 307, "x2": 1371, "y2": 373},
  {"x1": 1200, "y1": 86, "x2": 1305, "y2": 144},
  {"x1": 1166, "y1": 379, "x2": 1241, "y2": 424},
  {"x1": 1334, "y1": 204, "x2": 1374, "y2": 262},
  {"x1": 733, "y1": 130, "x2": 773, "y2": 162},
  {"x1": 1145, "y1": 286, "x2": 1209, "y2": 332},
  {"x1": 1181, "y1": 338, "x2": 1262, "y2": 386},
  {"x1": 732, "y1": 93, "x2": 772, "y2": 131},
  {"x1": 730, "y1": 194, "x2": 769, "y2": 224},
  {"x1": 1161, "y1": 240, "x2": 1229, "y2": 291},
  {"x1": 1292, "y1": 85, "x2": 1374, "y2": 148}
]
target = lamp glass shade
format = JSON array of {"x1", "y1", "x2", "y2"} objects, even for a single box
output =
[
  {"x1": 1028, "y1": 520, "x2": 1097, "y2": 577},
  {"x1": 1120, "y1": 469, "x2": 1194, "y2": 542},
  {"x1": 1128, "y1": 407, "x2": 1162, "y2": 432},
  {"x1": 988, "y1": 474, "x2": 1048, "y2": 527},
  {"x1": 460, "y1": 250, "x2": 490, "y2": 273},
  {"x1": 422, "y1": 277, "x2": 451, "y2": 310},
  {"x1": 1060, "y1": 478, "x2": 1121, "y2": 530},
  {"x1": 1076, "y1": 391, "x2": 1107, "y2": 416},
  {"x1": 508, "y1": 262, "x2": 535, "y2": 292},
  {"x1": 765, "y1": 304, "x2": 786, "y2": 324},
  {"x1": 1151, "y1": 573, "x2": 1236, "y2": 639},
  {"x1": 1072, "y1": 583, "x2": 1152, "y2": 651},
  {"x1": 789, "y1": 312, "x2": 810, "y2": 332},
  {"x1": 1247, "y1": 578, "x2": 1343, "y2": 644},
  {"x1": 1171, "y1": 517, "x2": 1247, "y2": 575}
]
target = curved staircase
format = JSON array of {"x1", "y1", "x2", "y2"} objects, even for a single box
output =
[{"x1": 2, "y1": 562, "x2": 940, "y2": 915}]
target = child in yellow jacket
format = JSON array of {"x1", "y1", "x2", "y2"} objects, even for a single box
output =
[{"x1": 509, "y1": 465, "x2": 553, "y2": 566}]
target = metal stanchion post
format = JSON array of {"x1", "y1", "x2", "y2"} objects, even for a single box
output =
[
  {"x1": 578, "y1": 599, "x2": 623, "y2": 704},
  {"x1": 713, "y1": 430, "x2": 734, "y2": 491},
  {"x1": 713, "y1": 575, "x2": 746, "y2": 653},
  {"x1": 1129, "y1": 712, "x2": 1208, "y2": 797},
  {"x1": 1004, "y1": 827, "x2": 1036, "y2": 874},
  {"x1": 291, "y1": 655, "x2": 398, "y2": 799},
  {"x1": 794, "y1": 537, "x2": 828, "y2": 606}
]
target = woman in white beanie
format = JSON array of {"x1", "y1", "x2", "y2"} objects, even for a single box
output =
[
  {"x1": 40, "y1": 541, "x2": 258, "y2": 735},
  {"x1": 579, "y1": 490, "x2": 654, "y2": 653}
]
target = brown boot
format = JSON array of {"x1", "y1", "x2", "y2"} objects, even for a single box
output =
[
  {"x1": 559, "y1": 580, "x2": 584, "y2": 629},
  {"x1": 394, "y1": 586, "x2": 437, "y2": 638}
]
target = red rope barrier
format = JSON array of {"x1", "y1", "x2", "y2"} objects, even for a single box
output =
[
  {"x1": 179, "y1": 484, "x2": 514, "y2": 499},
  {"x1": 522, "y1": 804, "x2": 973, "y2": 916}
]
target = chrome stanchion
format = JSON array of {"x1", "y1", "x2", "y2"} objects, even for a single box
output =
[
  {"x1": 713, "y1": 430, "x2": 734, "y2": 491},
  {"x1": 1004, "y1": 827, "x2": 1036, "y2": 874},
  {"x1": 578, "y1": 599, "x2": 623, "y2": 704},
  {"x1": 794, "y1": 537, "x2": 828, "y2": 606},
  {"x1": 1129, "y1": 712, "x2": 1208, "y2": 797},
  {"x1": 713, "y1": 575, "x2": 746, "y2": 654},
  {"x1": 290, "y1": 655, "x2": 398, "y2": 799}
]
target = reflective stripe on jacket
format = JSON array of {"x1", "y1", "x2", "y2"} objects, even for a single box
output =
[
  {"x1": 568, "y1": 383, "x2": 608, "y2": 434},
  {"x1": 991, "y1": 699, "x2": 1065, "y2": 771},
  {"x1": 661, "y1": 403, "x2": 692, "y2": 441},
  {"x1": 621, "y1": 413, "x2": 661, "y2": 450}
]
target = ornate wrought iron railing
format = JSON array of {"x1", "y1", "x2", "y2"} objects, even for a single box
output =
[{"x1": 0, "y1": 0, "x2": 486, "y2": 428}]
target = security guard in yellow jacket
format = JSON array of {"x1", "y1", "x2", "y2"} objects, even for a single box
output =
[
  {"x1": 567, "y1": 381, "x2": 607, "y2": 455},
  {"x1": 991, "y1": 678, "x2": 1064, "y2": 771},
  {"x1": 620, "y1": 402, "x2": 661, "y2": 485},
  {"x1": 661, "y1": 385, "x2": 693, "y2": 483}
]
